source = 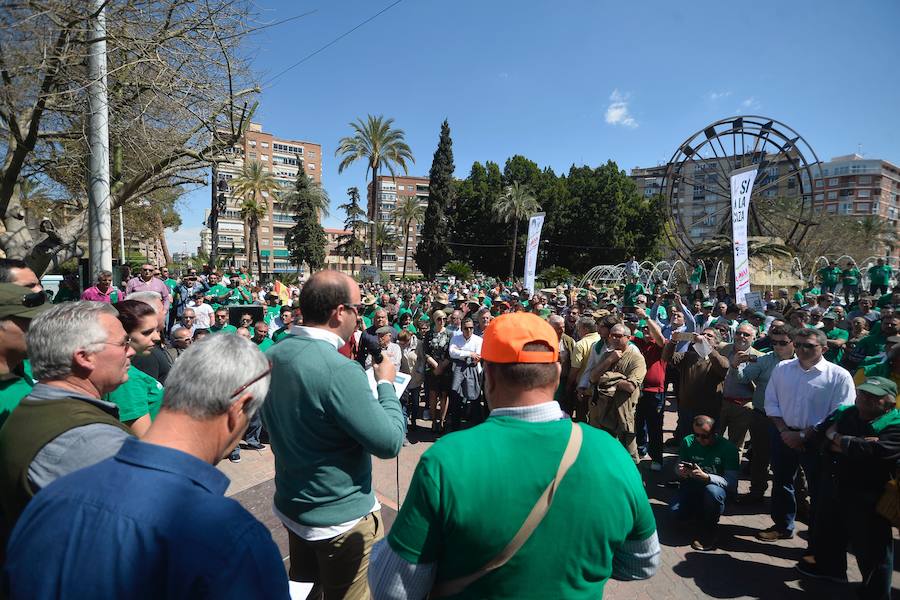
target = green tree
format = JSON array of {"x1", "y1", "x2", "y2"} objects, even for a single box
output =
[
  {"x1": 284, "y1": 160, "x2": 329, "y2": 273},
  {"x1": 335, "y1": 187, "x2": 367, "y2": 276},
  {"x1": 392, "y1": 196, "x2": 424, "y2": 279},
  {"x1": 374, "y1": 221, "x2": 400, "y2": 271},
  {"x1": 450, "y1": 161, "x2": 507, "y2": 275},
  {"x1": 230, "y1": 160, "x2": 280, "y2": 276},
  {"x1": 415, "y1": 120, "x2": 454, "y2": 278},
  {"x1": 494, "y1": 182, "x2": 541, "y2": 278},
  {"x1": 335, "y1": 115, "x2": 414, "y2": 263},
  {"x1": 444, "y1": 260, "x2": 473, "y2": 281}
]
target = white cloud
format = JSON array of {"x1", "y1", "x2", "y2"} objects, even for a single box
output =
[
  {"x1": 738, "y1": 96, "x2": 761, "y2": 112},
  {"x1": 707, "y1": 91, "x2": 732, "y2": 101},
  {"x1": 498, "y1": 72, "x2": 509, "y2": 79},
  {"x1": 604, "y1": 89, "x2": 638, "y2": 128}
]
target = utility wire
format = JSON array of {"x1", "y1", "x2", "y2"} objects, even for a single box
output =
[{"x1": 261, "y1": 0, "x2": 404, "y2": 89}]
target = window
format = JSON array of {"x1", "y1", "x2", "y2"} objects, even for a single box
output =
[
  {"x1": 249, "y1": 140, "x2": 257, "y2": 147},
  {"x1": 261, "y1": 155, "x2": 268, "y2": 161},
  {"x1": 249, "y1": 152, "x2": 257, "y2": 159},
  {"x1": 307, "y1": 163, "x2": 316, "y2": 169},
  {"x1": 815, "y1": 180, "x2": 824, "y2": 188},
  {"x1": 827, "y1": 191, "x2": 837, "y2": 200},
  {"x1": 261, "y1": 142, "x2": 269, "y2": 148},
  {"x1": 826, "y1": 205, "x2": 837, "y2": 214},
  {"x1": 840, "y1": 202, "x2": 852, "y2": 214},
  {"x1": 857, "y1": 203, "x2": 870, "y2": 213},
  {"x1": 814, "y1": 193, "x2": 824, "y2": 201},
  {"x1": 859, "y1": 175, "x2": 872, "y2": 184},
  {"x1": 858, "y1": 189, "x2": 871, "y2": 198},
  {"x1": 828, "y1": 178, "x2": 839, "y2": 186}
]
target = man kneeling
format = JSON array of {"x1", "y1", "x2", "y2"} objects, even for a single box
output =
[{"x1": 672, "y1": 415, "x2": 739, "y2": 551}]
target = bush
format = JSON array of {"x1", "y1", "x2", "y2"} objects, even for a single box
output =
[
  {"x1": 538, "y1": 265, "x2": 573, "y2": 287},
  {"x1": 444, "y1": 260, "x2": 473, "y2": 281}
]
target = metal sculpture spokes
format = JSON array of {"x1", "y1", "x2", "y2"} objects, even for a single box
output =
[{"x1": 662, "y1": 115, "x2": 821, "y2": 259}]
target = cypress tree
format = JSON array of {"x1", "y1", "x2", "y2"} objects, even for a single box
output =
[
  {"x1": 414, "y1": 120, "x2": 454, "y2": 278},
  {"x1": 285, "y1": 160, "x2": 328, "y2": 273}
]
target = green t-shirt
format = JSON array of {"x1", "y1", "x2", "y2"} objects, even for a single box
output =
[
  {"x1": 869, "y1": 265, "x2": 892, "y2": 285},
  {"x1": 842, "y1": 268, "x2": 861, "y2": 286},
  {"x1": 388, "y1": 418, "x2": 656, "y2": 599},
  {"x1": 206, "y1": 284, "x2": 231, "y2": 309},
  {"x1": 105, "y1": 365, "x2": 164, "y2": 422},
  {"x1": 623, "y1": 282, "x2": 645, "y2": 306},
  {"x1": 678, "y1": 434, "x2": 739, "y2": 477},
  {"x1": 255, "y1": 337, "x2": 274, "y2": 352},
  {"x1": 689, "y1": 265, "x2": 704, "y2": 284},
  {"x1": 823, "y1": 327, "x2": 849, "y2": 363},
  {"x1": 0, "y1": 360, "x2": 34, "y2": 429},
  {"x1": 818, "y1": 267, "x2": 840, "y2": 286},
  {"x1": 209, "y1": 324, "x2": 237, "y2": 335},
  {"x1": 264, "y1": 305, "x2": 281, "y2": 327},
  {"x1": 273, "y1": 327, "x2": 293, "y2": 343},
  {"x1": 163, "y1": 277, "x2": 178, "y2": 295}
]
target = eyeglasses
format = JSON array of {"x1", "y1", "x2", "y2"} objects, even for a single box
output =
[
  {"x1": 462, "y1": 326, "x2": 474, "y2": 330},
  {"x1": 228, "y1": 362, "x2": 273, "y2": 399},
  {"x1": 771, "y1": 339, "x2": 792, "y2": 346},
  {"x1": 342, "y1": 303, "x2": 364, "y2": 314},
  {"x1": 102, "y1": 335, "x2": 132, "y2": 349},
  {"x1": 795, "y1": 342, "x2": 820, "y2": 350},
  {"x1": 734, "y1": 331, "x2": 752, "y2": 337}
]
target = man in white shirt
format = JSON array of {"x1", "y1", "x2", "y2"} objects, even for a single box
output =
[
  {"x1": 757, "y1": 327, "x2": 855, "y2": 552},
  {"x1": 448, "y1": 317, "x2": 484, "y2": 429}
]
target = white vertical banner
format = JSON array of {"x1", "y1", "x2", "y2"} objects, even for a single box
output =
[
  {"x1": 730, "y1": 165, "x2": 758, "y2": 305},
  {"x1": 523, "y1": 212, "x2": 545, "y2": 293}
]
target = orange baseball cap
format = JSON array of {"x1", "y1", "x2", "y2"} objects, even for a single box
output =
[{"x1": 482, "y1": 312, "x2": 559, "y2": 364}]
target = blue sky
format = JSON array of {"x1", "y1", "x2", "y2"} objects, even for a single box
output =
[{"x1": 166, "y1": 0, "x2": 900, "y2": 254}]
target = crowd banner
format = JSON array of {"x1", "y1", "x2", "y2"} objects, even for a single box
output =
[
  {"x1": 524, "y1": 212, "x2": 545, "y2": 294},
  {"x1": 730, "y1": 166, "x2": 757, "y2": 305}
]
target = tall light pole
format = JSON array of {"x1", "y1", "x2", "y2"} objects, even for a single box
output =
[{"x1": 87, "y1": 0, "x2": 112, "y2": 277}]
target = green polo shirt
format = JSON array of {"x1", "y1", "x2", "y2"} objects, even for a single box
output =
[
  {"x1": 623, "y1": 282, "x2": 645, "y2": 306},
  {"x1": 209, "y1": 324, "x2": 237, "y2": 335},
  {"x1": 842, "y1": 268, "x2": 861, "y2": 286},
  {"x1": 105, "y1": 365, "x2": 164, "y2": 422},
  {"x1": 678, "y1": 434, "x2": 739, "y2": 477},
  {"x1": 255, "y1": 337, "x2": 274, "y2": 352},
  {"x1": 824, "y1": 326, "x2": 850, "y2": 363},
  {"x1": 273, "y1": 327, "x2": 293, "y2": 343},
  {"x1": 206, "y1": 284, "x2": 231, "y2": 309},
  {"x1": 388, "y1": 419, "x2": 655, "y2": 599},
  {"x1": 869, "y1": 265, "x2": 892, "y2": 285},
  {"x1": 0, "y1": 360, "x2": 34, "y2": 429},
  {"x1": 818, "y1": 267, "x2": 840, "y2": 286}
]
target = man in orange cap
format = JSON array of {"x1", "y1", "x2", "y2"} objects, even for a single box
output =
[{"x1": 369, "y1": 312, "x2": 659, "y2": 598}]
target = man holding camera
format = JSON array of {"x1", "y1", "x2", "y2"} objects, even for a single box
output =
[
  {"x1": 672, "y1": 415, "x2": 739, "y2": 551},
  {"x1": 263, "y1": 271, "x2": 405, "y2": 600}
]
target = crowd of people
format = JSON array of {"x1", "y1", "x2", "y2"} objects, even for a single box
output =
[{"x1": 0, "y1": 256, "x2": 897, "y2": 599}]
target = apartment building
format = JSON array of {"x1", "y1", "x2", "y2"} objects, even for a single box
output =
[
  {"x1": 366, "y1": 174, "x2": 429, "y2": 276},
  {"x1": 200, "y1": 122, "x2": 322, "y2": 276},
  {"x1": 323, "y1": 227, "x2": 370, "y2": 276}
]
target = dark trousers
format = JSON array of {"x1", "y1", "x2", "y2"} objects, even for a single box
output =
[
  {"x1": 870, "y1": 283, "x2": 888, "y2": 296},
  {"x1": 245, "y1": 410, "x2": 264, "y2": 446},
  {"x1": 636, "y1": 391, "x2": 665, "y2": 462},
  {"x1": 814, "y1": 485, "x2": 893, "y2": 600},
  {"x1": 671, "y1": 480, "x2": 727, "y2": 526},
  {"x1": 770, "y1": 427, "x2": 821, "y2": 540}
]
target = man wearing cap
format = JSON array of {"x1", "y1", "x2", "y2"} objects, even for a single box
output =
[
  {"x1": 0, "y1": 284, "x2": 50, "y2": 429},
  {"x1": 0, "y1": 301, "x2": 135, "y2": 557},
  {"x1": 796, "y1": 377, "x2": 900, "y2": 597},
  {"x1": 820, "y1": 312, "x2": 849, "y2": 363},
  {"x1": 845, "y1": 314, "x2": 900, "y2": 371},
  {"x1": 369, "y1": 312, "x2": 659, "y2": 598}
]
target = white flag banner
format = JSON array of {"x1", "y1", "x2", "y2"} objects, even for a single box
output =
[
  {"x1": 730, "y1": 165, "x2": 758, "y2": 305},
  {"x1": 523, "y1": 212, "x2": 545, "y2": 294}
]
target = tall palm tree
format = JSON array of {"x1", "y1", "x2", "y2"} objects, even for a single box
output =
[
  {"x1": 392, "y1": 196, "x2": 425, "y2": 279},
  {"x1": 374, "y1": 221, "x2": 400, "y2": 271},
  {"x1": 230, "y1": 160, "x2": 280, "y2": 276},
  {"x1": 335, "y1": 115, "x2": 414, "y2": 263},
  {"x1": 493, "y1": 182, "x2": 541, "y2": 278}
]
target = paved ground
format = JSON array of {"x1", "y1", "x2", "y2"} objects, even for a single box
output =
[{"x1": 221, "y1": 406, "x2": 900, "y2": 599}]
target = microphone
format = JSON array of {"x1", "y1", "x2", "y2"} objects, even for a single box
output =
[{"x1": 367, "y1": 336, "x2": 383, "y2": 364}]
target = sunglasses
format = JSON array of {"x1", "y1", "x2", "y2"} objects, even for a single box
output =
[
  {"x1": 795, "y1": 342, "x2": 820, "y2": 350},
  {"x1": 229, "y1": 362, "x2": 273, "y2": 399},
  {"x1": 734, "y1": 331, "x2": 752, "y2": 337},
  {"x1": 771, "y1": 339, "x2": 792, "y2": 346}
]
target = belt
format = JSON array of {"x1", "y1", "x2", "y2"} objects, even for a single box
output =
[{"x1": 725, "y1": 396, "x2": 752, "y2": 406}]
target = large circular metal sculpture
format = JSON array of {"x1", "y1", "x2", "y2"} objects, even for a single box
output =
[{"x1": 662, "y1": 116, "x2": 821, "y2": 259}]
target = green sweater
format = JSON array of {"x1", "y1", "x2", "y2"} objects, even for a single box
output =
[{"x1": 262, "y1": 333, "x2": 404, "y2": 527}]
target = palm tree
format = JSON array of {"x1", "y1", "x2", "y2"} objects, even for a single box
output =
[
  {"x1": 374, "y1": 221, "x2": 400, "y2": 271},
  {"x1": 493, "y1": 182, "x2": 541, "y2": 278},
  {"x1": 392, "y1": 196, "x2": 425, "y2": 278},
  {"x1": 335, "y1": 115, "x2": 414, "y2": 264},
  {"x1": 281, "y1": 158, "x2": 330, "y2": 219},
  {"x1": 857, "y1": 215, "x2": 896, "y2": 255},
  {"x1": 230, "y1": 160, "x2": 280, "y2": 276}
]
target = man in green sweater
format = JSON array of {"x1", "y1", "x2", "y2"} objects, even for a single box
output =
[
  {"x1": 263, "y1": 271, "x2": 404, "y2": 599},
  {"x1": 369, "y1": 312, "x2": 659, "y2": 599}
]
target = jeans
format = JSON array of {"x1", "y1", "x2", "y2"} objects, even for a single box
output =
[
  {"x1": 821, "y1": 283, "x2": 836, "y2": 294},
  {"x1": 636, "y1": 391, "x2": 665, "y2": 462},
  {"x1": 770, "y1": 427, "x2": 821, "y2": 539},
  {"x1": 675, "y1": 406, "x2": 695, "y2": 444},
  {"x1": 245, "y1": 410, "x2": 263, "y2": 446},
  {"x1": 870, "y1": 283, "x2": 888, "y2": 296},
  {"x1": 814, "y1": 485, "x2": 893, "y2": 600},
  {"x1": 671, "y1": 480, "x2": 727, "y2": 526}
]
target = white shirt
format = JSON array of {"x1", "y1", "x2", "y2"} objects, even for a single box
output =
[
  {"x1": 187, "y1": 301, "x2": 214, "y2": 329},
  {"x1": 449, "y1": 332, "x2": 484, "y2": 373},
  {"x1": 764, "y1": 356, "x2": 855, "y2": 429}
]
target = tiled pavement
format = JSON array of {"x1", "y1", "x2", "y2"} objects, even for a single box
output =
[{"x1": 222, "y1": 409, "x2": 900, "y2": 598}]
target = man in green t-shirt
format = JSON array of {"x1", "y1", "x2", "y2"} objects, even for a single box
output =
[
  {"x1": 821, "y1": 313, "x2": 849, "y2": 364},
  {"x1": 842, "y1": 260, "x2": 861, "y2": 306},
  {"x1": 623, "y1": 276, "x2": 645, "y2": 308},
  {"x1": 817, "y1": 261, "x2": 841, "y2": 294},
  {"x1": 868, "y1": 258, "x2": 892, "y2": 296},
  {"x1": 209, "y1": 308, "x2": 237, "y2": 334},
  {"x1": 371, "y1": 312, "x2": 659, "y2": 598},
  {"x1": 673, "y1": 414, "x2": 739, "y2": 551},
  {"x1": 0, "y1": 283, "x2": 51, "y2": 428},
  {"x1": 251, "y1": 321, "x2": 273, "y2": 352}
]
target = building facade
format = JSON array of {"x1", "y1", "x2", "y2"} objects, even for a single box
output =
[
  {"x1": 324, "y1": 227, "x2": 370, "y2": 276},
  {"x1": 366, "y1": 174, "x2": 429, "y2": 276},
  {"x1": 200, "y1": 122, "x2": 322, "y2": 276}
]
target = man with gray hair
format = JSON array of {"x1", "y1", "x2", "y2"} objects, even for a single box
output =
[
  {"x1": 3, "y1": 335, "x2": 290, "y2": 599},
  {"x1": 0, "y1": 301, "x2": 135, "y2": 555}
]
